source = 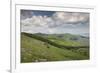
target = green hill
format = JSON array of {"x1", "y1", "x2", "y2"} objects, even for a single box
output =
[
  {"x1": 21, "y1": 32, "x2": 89, "y2": 63},
  {"x1": 34, "y1": 33, "x2": 89, "y2": 46}
]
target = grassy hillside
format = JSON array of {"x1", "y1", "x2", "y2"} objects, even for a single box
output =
[
  {"x1": 21, "y1": 32, "x2": 89, "y2": 63},
  {"x1": 34, "y1": 33, "x2": 89, "y2": 46}
]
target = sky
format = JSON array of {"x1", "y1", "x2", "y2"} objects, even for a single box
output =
[{"x1": 20, "y1": 10, "x2": 89, "y2": 36}]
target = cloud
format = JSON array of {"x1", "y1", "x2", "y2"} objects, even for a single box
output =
[
  {"x1": 21, "y1": 11, "x2": 89, "y2": 34},
  {"x1": 52, "y1": 12, "x2": 89, "y2": 24},
  {"x1": 21, "y1": 16, "x2": 50, "y2": 27},
  {"x1": 21, "y1": 10, "x2": 34, "y2": 20},
  {"x1": 21, "y1": 11, "x2": 89, "y2": 27}
]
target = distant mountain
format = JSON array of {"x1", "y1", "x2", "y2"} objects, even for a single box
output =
[
  {"x1": 33, "y1": 33, "x2": 89, "y2": 45},
  {"x1": 22, "y1": 32, "x2": 89, "y2": 47},
  {"x1": 81, "y1": 33, "x2": 89, "y2": 37}
]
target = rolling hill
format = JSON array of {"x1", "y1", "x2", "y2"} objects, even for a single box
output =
[{"x1": 21, "y1": 32, "x2": 89, "y2": 63}]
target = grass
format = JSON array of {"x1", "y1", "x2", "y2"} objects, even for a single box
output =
[{"x1": 21, "y1": 32, "x2": 89, "y2": 63}]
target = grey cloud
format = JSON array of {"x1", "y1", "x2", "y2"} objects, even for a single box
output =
[
  {"x1": 21, "y1": 10, "x2": 34, "y2": 20},
  {"x1": 52, "y1": 12, "x2": 89, "y2": 25},
  {"x1": 21, "y1": 11, "x2": 89, "y2": 34}
]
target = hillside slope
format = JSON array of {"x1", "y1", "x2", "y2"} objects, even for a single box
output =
[{"x1": 21, "y1": 32, "x2": 89, "y2": 63}]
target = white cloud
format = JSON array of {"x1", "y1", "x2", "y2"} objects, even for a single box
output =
[
  {"x1": 52, "y1": 12, "x2": 89, "y2": 24},
  {"x1": 21, "y1": 11, "x2": 89, "y2": 34}
]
